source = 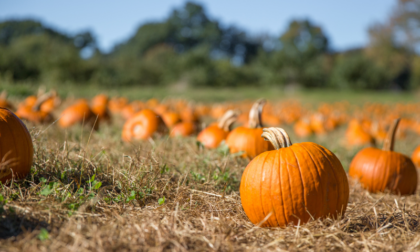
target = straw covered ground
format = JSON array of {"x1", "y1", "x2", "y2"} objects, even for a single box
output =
[{"x1": 1, "y1": 109, "x2": 420, "y2": 252}]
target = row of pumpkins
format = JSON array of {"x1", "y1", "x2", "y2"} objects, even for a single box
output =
[{"x1": 1, "y1": 90, "x2": 420, "y2": 228}]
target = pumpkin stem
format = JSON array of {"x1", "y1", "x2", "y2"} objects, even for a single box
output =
[
  {"x1": 382, "y1": 118, "x2": 400, "y2": 151},
  {"x1": 217, "y1": 110, "x2": 238, "y2": 131},
  {"x1": 32, "y1": 92, "x2": 53, "y2": 112},
  {"x1": 248, "y1": 99, "x2": 266, "y2": 128},
  {"x1": 261, "y1": 127, "x2": 292, "y2": 149}
]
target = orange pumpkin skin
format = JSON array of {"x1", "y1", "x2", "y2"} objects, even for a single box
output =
[
  {"x1": 108, "y1": 97, "x2": 128, "y2": 114},
  {"x1": 58, "y1": 100, "x2": 96, "y2": 129},
  {"x1": 197, "y1": 125, "x2": 228, "y2": 148},
  {"x1": 15, "y1": 105, "x2": 52, "y2": 124},
  {"x1": 0, "y1": 108, "x2": 34, "y2": 183},
  {"x1": 226, "y1": 127, "x2": 273, "y2": 158},
  {"x1": 122, "y1": 109, "x2": 166, "y2": 141},
  {"x1": 91, "y1": 94, "x2": 111, "y2": 122},
  {"x1": 349, "y1": 148, "x2": 417, "y2": 194},
  {"x1": 240, "y1": 129, "x2": 349, "y2": 227},
  {"x1": 161, "y1": 112, "x2": 181, "y2": 128},
  {"x1": 170, "y1": 121, "x2": 195, "y2": 137},
  {"x1": 412, "y1": 145, "x2": 420, "y2": 168},
  {"x1": 294, "y1": 120, "x2": 313, "y2": 138}
]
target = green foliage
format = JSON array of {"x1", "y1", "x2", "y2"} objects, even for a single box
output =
[
  {"x1": 330, "y1": 52, "x2": 389, "y2": 90},
  {"x1": 0, "y1": 2, "x2": 418, "y2": 90}
]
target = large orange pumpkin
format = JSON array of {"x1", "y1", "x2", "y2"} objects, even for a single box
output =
[
  {"x1": 197, "y1": 110, "x2": 238, "y2": 148},
  {"x1": 226, "y1": 99, "x2": 273, "y2": 158},
  {"x1": 240, "y1": 127, "x2": 349, "y2": 227},
  {"x1": 58, "y1": 99, "x2": 97, "y2": 129},
  {"x1": 349, "y1": 119, "x2": 417, "y2": 195},
  {"x1": 122, "y1": 109, "x2": 166, "y2": 141},
  {"x1": 0, "y1": 108, "x2": 34, "y2": 184}
]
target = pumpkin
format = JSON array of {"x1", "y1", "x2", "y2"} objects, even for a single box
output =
[
  {"x1": 0, "y1": 108, "x2": 34, "y2": 184},
  {"x1": 38, "y1": 90, "x2": 60, "y2": 113},
  {"x1": 161, "y1": 111, "x2": 181, "y2": 128},
  {"x1": 293, "y1": 118, "x2": 313, "y2": 138},
  {"x1": 122, "y1": 109, "x2": 166, "y2": 142},
  {"x1": 240, "y1": 127, "x2": 349, "y2": 227},
  {"x1": 345, "y1": 119, "x2": 375, "y2": 147},
  {"x1": 197, "y1": 110, "x2": 238, "y2": 148},
  {"x1": 349, "y1": 118, "x2": 417, "y2": 195},
  {"x1": 15, "y1": 93, "x2": 54, "y2": 124},
  {"x1": 226, "y1": 99, "x2": 273, "y2": 158},
  {"x1": 170, "y1": 121, "x2": 196, "y2": 137},
  {"x1": 0, "y1": 91, "x2": 14, "y2": 110},
  {"x1": 412, "y1": 145, "x2": 420, "y2": 168},
  {"x1": 108, "y1": 97, "x2": 128, "y2": 114},
  {"x1": 91, "y1": 94, "x2": 111, "y2": 123},
  {"x1": 58, "y1": 99, "x2": 97, "y2": 129}
]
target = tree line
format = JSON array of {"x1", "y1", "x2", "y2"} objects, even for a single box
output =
[{"x1": 1, "y1": 0, "x2": 420, "y2": 90}]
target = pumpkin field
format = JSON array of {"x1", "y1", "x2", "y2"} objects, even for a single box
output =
[{"x1": 0, "y1": 88, "x2": 420, "y2": 251}]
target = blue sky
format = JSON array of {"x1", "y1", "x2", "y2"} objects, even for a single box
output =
[{"x1": 0, "y1": 0, "x2": 395, "y2": 52}]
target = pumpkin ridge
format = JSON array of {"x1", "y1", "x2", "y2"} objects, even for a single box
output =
[
  {"x1": 298, "y1": 143, "x2": 326, "y2": 218},
  {"x1": 278, "y1": 147, "x2": 289, "y2": 225},
  {"x1": 290, "y1": 146, "x2": 309, "y2": 221},
  {"x1": 382, "y1": 152, "x2": 392, "y2": 192},
  {"x1": 317, "y1": 145, "x2": 349, "y2": 215},
  {"x1": 259, "y1": 151, "x2": 272, "y2": 226},
  {"x1": 6, "y1": 115, "x2": 19, "y2": 179},
  {"x1": 284, "y1": 147, "x2": 299, "y2": 224},
  {"x1": 269, "y1": 150, "x2": 281, "y2": 227},
  {"x1": 311, "y1": 143, "x2": 345, "y2": 217},
  {"x1": 370, "y1": 150, "x2": 383, "y2": 192}
]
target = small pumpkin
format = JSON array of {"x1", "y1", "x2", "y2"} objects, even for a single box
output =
[
  {"x1": 293, "y1": 118, "x2": 313, "y2": 138},
  {"x1": 161, "y1": 111, "x2": 181, "y2": 128},
  {"x1": 58, "y1": 99, "x2": 97, "y2": 129},
  {"x1": 345, "y1": 119, "x2": 375, "y2": 147},
  {"x1": 349, "y1": 118, "x2": 417, "y2": 195},
  {"x1": 0, "y1": 108, "x2": 34, "y2": 184},
  {"x1": 15, "y1": 93, "x2": 54, "y2": 124},
  {"x1": 170, "y1": 121, "x2": 196, "y2": 137},
  {"x1": 122, "y1": 109, "x2": 166, "y2": 142},
  {"x1": 240, "y1": 127, "x2": 349, "y2": 227},
  {"x1": 226, "y1": 99, "x2": 273, "y2": 158},
  {"x1": 197, "y1": 110, "x2": 238, "y2": 148},
  {"x1": 91, "y1": 94, "x2": 111, "y2": 123},
  {"x1": 108, "y1": 97, "x2": 128, "y2": 114}
]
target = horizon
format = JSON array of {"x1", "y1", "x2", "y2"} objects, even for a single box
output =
[{"x1": 0, "y1": 0, "x2": 395, "y2": 53}]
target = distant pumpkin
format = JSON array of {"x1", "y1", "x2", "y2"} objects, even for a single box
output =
[
  {"x1": 122, "y1": 109, "x2": 166, "y2": 141},
  {"x1": 349, "y1": 119, "x2": 417, "y2": 195},
  {"x1": 58, "y1": 99, "x2": 97, "y2": 129},
  {"x1": 91, "y1": 94, "x2": 111, "y2": 123},
  {"x1": 197, "y1": 110, "x2": 238, "y2": 148},
  {"x1": 170, "y1": 121, "x2": 196, "y2": 137},
  {"x1": 225, "y1": 99, "x2": 273, "y2": 158}
]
